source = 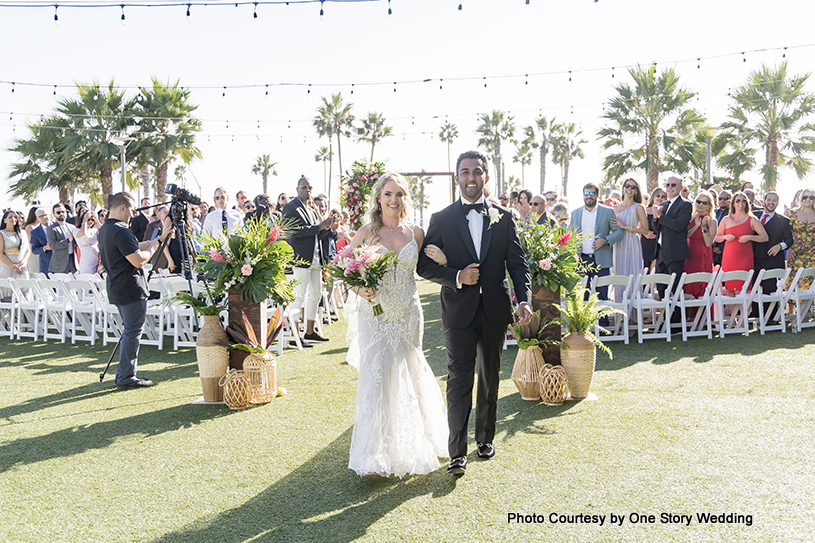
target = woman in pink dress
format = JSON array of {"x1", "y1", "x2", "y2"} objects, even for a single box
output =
[
  {"x1": 715, "y1": 191, "x2": 768, "y2": 295},
  {"x1": 683, "y1": 191, "x2": 718, "y2": 298}
]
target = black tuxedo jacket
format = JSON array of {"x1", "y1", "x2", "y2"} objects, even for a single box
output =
[
  {"x1": 417, "y1": 200, "x2": 530, "y2": 330},
  {"x1": 536, "y1": 212, "x2": 557, "y2": 228},
  {"x1": 754, "y1": 212, "x2": 793, "y2": 270},
  {"x1": 130, "y1": 213, "x2": 149, "y2": 242},
  {"x1": 281, "y1": 198, "x2": 332, "y2": 267},
  {"x1": 655, "y1": 196, "x2": 692, "y2": 263}
]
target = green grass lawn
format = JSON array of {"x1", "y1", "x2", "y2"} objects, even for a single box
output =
[{"x1": 1, "y1": 279, "x2": 813, "y2": 542}]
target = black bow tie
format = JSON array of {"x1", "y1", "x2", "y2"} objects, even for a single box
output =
[{"x1": 463, "y1": 202, "x2": 483, "y2": 214}]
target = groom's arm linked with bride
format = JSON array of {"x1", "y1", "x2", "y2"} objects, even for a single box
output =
[{"x1": 417, "y1": 151, "x2": 531, "y2": 476}]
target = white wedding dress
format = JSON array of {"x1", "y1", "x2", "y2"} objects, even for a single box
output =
[{"x1": 346, "y1": 236, "x2": 449, "y2": 477}]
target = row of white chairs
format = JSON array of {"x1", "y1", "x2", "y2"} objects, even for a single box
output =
[{"x1": 592, "y1": 266, "x2": 815, "y2": 344}]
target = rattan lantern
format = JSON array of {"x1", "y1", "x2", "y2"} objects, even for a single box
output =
[
  {"x1": 243, "y1": 352, "x2": 277, "y2": 404},
  {"x1": 219, "y1": 369, "x2": 253, "y2": 410},
  {"x1": 539, "y1": 364, "x2": 568, "y2": 406}
]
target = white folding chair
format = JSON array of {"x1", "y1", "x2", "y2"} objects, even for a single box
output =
[
  {"x1": 786, "y1": 267, "x2": 815, "y2": 332},
  {"x1": 64, "y1": 279, "x2": 100, "y2": 345},
  {"x1": 591, "y1": 275, "x2": 632, "y2": 344},
  {"x1": 0, "y1": 278, "x2": 15, "y2": 338},
  {"x1": 38, "y1": 278, "x2": 70, "y2": 343},
  {"x1": 631, "y1": 273, "x2": 676, "y2": 343},
  {"x1": 713, "y1": 270, "x2": 754, "y2": 338},
  {"x1": 9, "y1": 278, "x2": 43, "y2": 341},
  {"x1": 163, "y1": 277, "x2": 198, "y2": 350},
  {"x1": 673, "y1": 271, "x2": 718, "y2": 341},
  {"x1": 750, "y1": 268, "x2": 791, "y2": 335}
]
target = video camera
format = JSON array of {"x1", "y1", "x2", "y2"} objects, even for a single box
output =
[{"x1": 165, "y1": 183, "x2": 201, "y2": 206}]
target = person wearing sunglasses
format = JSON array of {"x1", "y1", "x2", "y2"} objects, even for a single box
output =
[
  {"x1": 682, "y1": 191, "x2": 718, "y2": 299},
  {"x1": 642, "y1": 188, "x2": 667, "y2": 271},
  {"x1": 610, "y1": 178, "x2": 654, "y2": 301},
  {"x1": 714, "y1": 190, "x2": 768, "y2": 296},
  {"x1": 570, "y1": 182, "x2": 624, "y2": 300},
  {"x1": 712, "y1": 191, "x2": 732, "y2": 267},
  {"x1": 530, "y1": 195, "x2": 556, "y2": 227},
  {"x1": 653, "y1": 176, "x2": 692, "y2": 301},
  {"x1": 752, "y1": 191, "x2": 793, "y2": 319},
  {"x1": 45, "y1": 203, "x2": 78, "y2": 275},
  {"x1": 786, "y1": 188, "x2": 815, "y2": 291},
  {"x1": 202, "y1": 187, "x2": 243, "y2": 236}
]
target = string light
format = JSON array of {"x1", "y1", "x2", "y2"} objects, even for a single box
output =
[
  {"x1": 120, "y1": 4, "x2": 125, "y2": 26},
  {"x1": 253, "y1": 2, "x2": 258, "y2": 22},
  {"x1": 54, "y1": 4, "x2": 59, "y2": 26},
  {"x1": 387, "y1": 0, "x2": 392, "y2": 18},
  {"x1": 525, "y1": 0, "x2": 530, "y2": 7},
  {"x1": 458, "y1": 3, "x2": 462, "y2": 11},
  {"x1": 186, "y1": 3, "x2": 191, "y2": 22},
  {"x1": 10, "y1": 82, "x2": 13, "y2": 94},
  {"x1": 783, "y1": 47, "x2": 787, "y2": 59},
  {"x1": 319, "y1": 0, "x2": 324, "y2": 20}
]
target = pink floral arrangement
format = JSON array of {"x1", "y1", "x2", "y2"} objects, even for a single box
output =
[
  {"x1": 326, "y1": 244, "x2": 397, "y2": 316},
  {"x1": 340, "y1": 160, "x2": 387, "y2": 230}
]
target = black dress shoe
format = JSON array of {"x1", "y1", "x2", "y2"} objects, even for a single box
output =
[
  {"x1": 116, "y1": 377, "x2": 154, "y2": 390},
  {"x1": 448, "y1": 456, "x2": 467, "y2": 475},
  {"x1": 303, "y1": 332, "x2": 329, "y2": 342},
  {"x1": 477, "y1": 442, "x2": 495, "y2": 459}
]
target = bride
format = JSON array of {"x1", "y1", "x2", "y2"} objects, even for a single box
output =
[{"x1": 345, "y1": 172, "x2": 449, "y2": 478}]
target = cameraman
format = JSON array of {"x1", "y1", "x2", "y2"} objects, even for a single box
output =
[{"x1": 99, "y1": 192, "x2": 173, "y2": 390}]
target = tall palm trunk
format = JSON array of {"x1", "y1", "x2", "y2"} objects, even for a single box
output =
[
  {"x1": 327, "y1": 140, "x2": 334, "y2": 202},
  {"x1": 100, "y1": 162, "x2": 113, "y2": 205},
  {"x1": 419, "y1": 179, "x2": 425, "y2": 226},
  {"x1": 335, "y1": 133, "x2": 344, "y2": 204},
  {"x1": 540, "y1": 148, "x2": 547, "y2": 194},
  {"x1": 768, "y1": 138, "x2": 779, "y2": 190},
  {"x1": 59, "y1": 185, "x2": 70, "y2": 204},
  {"x1": 494, "y1": 138, "x2": 502, "y2": 195},
  {"x1": 156, "y1": 159, "x2": 169, "y2": 202},
  {"x1": 140, "y1": 165, "x2": 151, "y2": 202},
  {"x1": 562, "y1": 158, "x2": 570, "y2": 197},
  {"x1": 370, "y1": 140, "x2": 376, "y2": 164},
  {"x1": 262, "y1": 174, "x2": 268, "y2": 195}
]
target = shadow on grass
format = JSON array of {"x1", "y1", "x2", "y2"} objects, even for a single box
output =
[
  {"x1": 150, "y1": 427, "x2": 457, "y2": 543},
  {"x1": 0, "y1": 402, "x2": 228, "y2": 474}
]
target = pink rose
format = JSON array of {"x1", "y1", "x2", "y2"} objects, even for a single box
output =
[
  {"x1": 539, "y1": 259, "x2": 552, "y2": 271},
  {"x1": 241, "y1": 264, "x2": 253, "y2": 276}
]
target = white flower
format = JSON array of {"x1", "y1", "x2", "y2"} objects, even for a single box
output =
[{"x1": 488, "y1": 207, "x2": 501, "y2": 229}]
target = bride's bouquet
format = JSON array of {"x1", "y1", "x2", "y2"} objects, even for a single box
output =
[{"x1": 326, "y1": 244, "x2": 398, "y2": 316}]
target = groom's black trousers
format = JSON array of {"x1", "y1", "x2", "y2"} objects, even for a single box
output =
[{"x1": 444, "y1": 296, "x2": 507, "y2": 459}]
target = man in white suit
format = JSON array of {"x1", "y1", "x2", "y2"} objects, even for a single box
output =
[{"x1": 569, "y1": 183, "x2": 623, "y2": 300}]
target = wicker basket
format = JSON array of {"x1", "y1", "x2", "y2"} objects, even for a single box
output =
[
  {"x1": 243, "y1": 352, "x2": 277, "y2": 404},
  {"x1": 219, "y1": 369, "x2": 253, "y2": 410},
  {"x1": 560, "y1": 332, "x2": 596, "y2": 400},
  {"x1": 511, "y1": 345, "x2": 546, "y2": 400},
  {"x1": 539, "y1": 364, "x2": 568, "y2": 406},
  {"x1": 196, "y1": 314, "x2": 229, "y2": 402}
]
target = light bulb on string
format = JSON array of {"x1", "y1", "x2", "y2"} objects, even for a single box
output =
[
  {"x1": 350, "y1": 83, "x2": 354, "y2": 95},
  {"x1": 458, "y1": 2, "x2": 462, "y2": 11},
  {"x1": 611, "y1": 67, "x2": 614, "y2": 78},
  {"x1": 53, "y1": 85, "x2": 57, "y2": 96},
  {"x1": 525, "y1": 74, "x2": 528, "y2": 85},
  {"x1": 54, "y1": 5, "x2": 59, "y2": 26},
  {"x1": 186, "y1": 4, "x2": 191, "y2": 22},
  {"x1": 308, "y1": 84, "x2": 312, "y2": 94},
  {"x1": 222, "y1": 86, "x2": 226, "y2": 98},
  {"x1": 254, "y1": 3, "x2": 258, "y2": 23},
  {"x1": 569, "y1": 71, "x2": 572, "y2": 82},
  {"x1": 742, "y1": 52, "x2": 746, "y2": 63},
  {"x1": 439, "y1": 79, "x2": 443, "y2": 90},
  {"x1": 388, "y1": 0, "x2": 392, "y2": 18},
  {"x1": 783, "y1": 47, "x2": 787, "y2": 59},
  {"x1": 319, "y1": 0, "x2": 324, "y2": 20},
  {"x1": 393, "y1": 82, "x2": 397, "y2": 93},
  {"x1": 120, "y1": 4, "x2": 125, "y2": 26},
  {"x1": 525, "y1": 0, "x2": 530, "y2": 7},
  {"x1": 11, "y1": 83, "x2": 14, "y2": 94},
  {"x1": 483, "y1": 77, "x2": 487, "y2": 88},
  {"x1": 265, "y1": 84, "x2": 269, "y2": 96}
]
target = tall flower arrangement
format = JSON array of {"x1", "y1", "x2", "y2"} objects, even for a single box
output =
[
  {"x1": 196, "y1": 216, "x2": 296, "y2": 305},
  {"x1": 340, "y1": 159, "x2": 386, "y2": 230},
  {"x1": 517, "y1": 220, "x2": 585, "y2": 292}
]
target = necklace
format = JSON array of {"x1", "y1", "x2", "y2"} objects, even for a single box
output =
[{"x1": 384, "y1": 222, "x2": 400, "y2": 232}]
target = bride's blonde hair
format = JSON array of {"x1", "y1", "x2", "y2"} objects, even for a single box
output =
[{"x1": 364, "y1": 172, "x2": 412, "y2": 245}]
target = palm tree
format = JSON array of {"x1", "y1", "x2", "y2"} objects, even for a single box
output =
[
  {"x1": 598, "y1": 65, "x2": 706, "y2": 193},
  {"x1": 512, "y1": 141, "x2": 533, "y2": 186},
  {"x1": 439, "y1": 121, "x2": 458, "y2": 201},
  {"x1": 313, "y1": 93, "x2": 354, "y2": 203},
  {"x1": 356, "y1": 112, "x2": 393, "y2": 163},
  {"x1": 55, "y1": 80, "x2": 137, "y2": 205},
  {"x1": 252, "y1": 154, "x2": 278, "y2": 195},
  {"x1": 720, "y1": 62, "x2": 815, "y2": 191},
  {"x1": 476, "y1": 110, "x2": 515, "y2": 195},
  {"x1": 174, "y1": 164, "x2": 187, "y2": 185},
  {"x1": 314, "y1": 146, "x2": 331, "y2": 193},
  {"x1": 552, "y1": 122, "x2": 587, "y2": 197},
  {"x1": 406, "y1": 172, "x2": 433, "y2": 225},
  {"x1": 135, "y1": 78, "x2": 201, "y2": 200},
  {"x1": 505, "y1": 174, "x2": 522, "y2": 193},
  {"x1": 523, "y1": 116, "x2": 557, "y2": 194}
]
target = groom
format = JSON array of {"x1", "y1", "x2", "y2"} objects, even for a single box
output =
[{"x1": 418, "y1": 150, "x2": 532, "y2": 476}]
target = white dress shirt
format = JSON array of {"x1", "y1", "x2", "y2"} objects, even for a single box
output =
[
  {"x1": 580, "y1": 205, "x2": 598, "y2": 254},
  {"x1": 456, "y1": 196, "x2": 486, "y2": 288},
  {"x1": 202, "y1": 208, "x2": 243, "y2": 236}
]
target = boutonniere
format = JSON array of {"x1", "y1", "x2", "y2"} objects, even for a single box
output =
[{"x1": 487, "y1": 207, "x2": 502, "y2": 229}]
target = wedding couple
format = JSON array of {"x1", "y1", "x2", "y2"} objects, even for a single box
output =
[{"x1": 345, "y1": 151, "x2": 532, "y2": 478}]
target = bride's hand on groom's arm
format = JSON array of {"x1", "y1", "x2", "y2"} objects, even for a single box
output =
[{"x1": 424, "y1": 244, "x2": 447, "y2": 266}]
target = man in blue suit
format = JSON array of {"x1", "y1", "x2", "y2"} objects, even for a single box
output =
[
  {"x1": 30, "y1": 207, "x2": 52, "y2": 277},
  {"x1": 570, "y1": 183, "x2": 623, "y2": 300}
]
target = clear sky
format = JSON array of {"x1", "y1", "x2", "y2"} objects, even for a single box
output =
[{"x1": 2, "y1": 0, "x2": 814, "y2": 221}]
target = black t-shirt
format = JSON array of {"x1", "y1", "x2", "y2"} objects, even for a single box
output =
[{"x1": 98, "y1": 217, "x2": 148, "y2": 305}]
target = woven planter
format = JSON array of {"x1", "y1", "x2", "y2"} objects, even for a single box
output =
[
  {"x1": 560, "y1": 332, "x2": 596, "y2": 400},
  {"x1": 219, "y1": 369, "x2": 253, "y2": 410},
  {"x1": 539, "y1": 364, "x2": 568, "y2": 406},
  {"x1": 511, "y1": 345, "x2": 546, "y2": 400},
  {"x1": 195, "y1": 314, "x2": 229, "y2": 402},
  {"x1": 243, "y1": 352, "x2": 277, "y2": 404}
]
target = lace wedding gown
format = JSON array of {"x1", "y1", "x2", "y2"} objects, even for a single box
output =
[{"x1": 346, "y1": 236, "x2": 449, "y2": 477}]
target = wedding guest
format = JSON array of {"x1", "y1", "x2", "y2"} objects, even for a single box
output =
[
  {"x1": 248, "y1": 194, "x2": 273, "y2": 222},
  {"x1": 509, "y1": 191, "x2": 519, "y2": 208},
  {"x1": 130, "y1": 198, "x2": 151, "y2": 242},
  {"x1": 275, "y1": 193, "x2": 289, "y2": 213},
  {"x1": 753, "y1": 191, "x2": 792, "y2": 319},
  {"x1": 611, "y1": 178, "x2": 653, "y2": 300},
  {"x1": 30, "y1": 208, "x2": 52, "y2": 277},
  {"x1": 653, "y1": 175, "x2": 692, "y2": 300},
  {"x1": 515, "y1": 189, "x2": 533, "y2": 221},
  {"x1": 97, "y1": 209, "x2": 108, "y2": 222},
  {"x1": 683, "y1": 191, "x2": 717, "y2": 298},
  {"x1": 143, "y1": 206, "x2": 172, "y2": 271},
  {"x1": 23, "y1": 206, "x2": 40, "y2": 237},
  {"x1": 715, "y1": 191, "x2": 768, "y2": 296},
  {"x1": 46, "y1": 203, "x2": 77, "y2": 274},
  {"x1": 73, "y1": 208, "x2": 101, "y2": 274},
  {"x1": 544, "y1": 191, "x2": 558, "y2": 209},
  {"x1": 550, "y1": 203, "x2": 569, "y2": 227},
  {"x1": 202, "y1": 187, "x2": 242, "y2": 236},
  {"x1": 335, "y1": 210, "x2": 352, "y2": 250},
  {"x1": 0, "y1": 210, "x2": 30, "y2": 299},
  {"x1": 234, "y1": 190, "x2": 249, "y2": 216},
  {"x1": 498, "y1": 193, "x2": 509, "y2": 207},
  {"x1": 786, "y1": 188, "x2": 815, "y2": 290},
  {"x1": 283, "y1": 176, "x2": 337, "y2": 344}
]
